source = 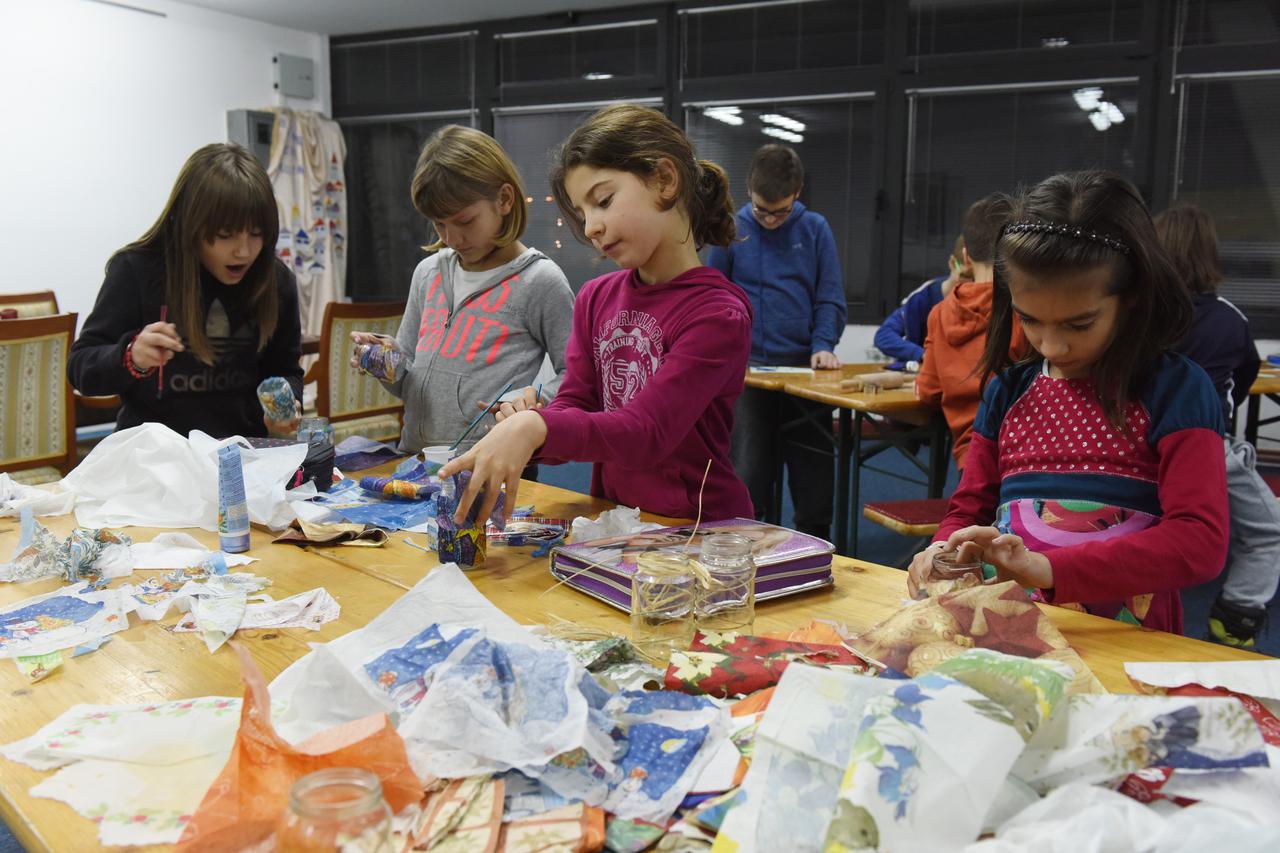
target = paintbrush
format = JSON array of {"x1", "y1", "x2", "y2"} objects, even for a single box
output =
[
  {"x1": 450, "y1": 381, "x2": 514, "y2": 451},
  {"x1": 157, "y1": 305, "x2": 168, "y2": 398}
]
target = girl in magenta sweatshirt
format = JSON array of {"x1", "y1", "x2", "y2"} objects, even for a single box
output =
[{"x1": 440, "y1": 104, "x2": 754, "y2": 522}]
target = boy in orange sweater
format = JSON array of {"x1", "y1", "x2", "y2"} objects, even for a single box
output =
[{"x1": 916, "y1": 194, "x2": 1026, "y2": 469}]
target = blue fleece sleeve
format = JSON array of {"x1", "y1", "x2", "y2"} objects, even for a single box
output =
[
  {"x1": 901, "y1": 282, "x2": 940, "y2": 354},
  {"x1": 706, "y1": 244, "x2": 732, "y2": 280},
  {"x1": 811, "y1": 220, "x2": 847, "y2": 353},
  {"x1": 873, "y1": 304, "x2": 923, "y2": 362}
]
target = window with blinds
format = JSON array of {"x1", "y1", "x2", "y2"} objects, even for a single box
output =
[
  {"x1": 1178, "y1": 0, "x2": 1280, "y2": 47},
  {"x1": 900, "y1": 82, "x2": 1139, "y2": 299},
  {"x1": 342, "y1": 115, "x2": 475, "y2": 302},
  {"x1": 331, "y1": 33, "x2": 474, "y2": 117},
  {"x1": 493, "y1": 106, "x2": 652, "y2": 291},
  {"x1": 684, "y1": 98, "x2": 876, "y2": 310},
  {"x1": 680, "y1": 0, "x2": 884, "y2": 80},
  {"x1": 496, "y1": 20, "x2": 659, "y2": 89},
  {"x1": 907, "y1": 0, "x2": 1141, "y2": 56},
  {"x1": 1171, "y1": 74, "x2": 1280, "y2": 330}
]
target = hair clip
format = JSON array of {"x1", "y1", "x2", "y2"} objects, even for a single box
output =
[{"x1": 1002, "y1": 220, "x2": 1130, "y2": 254}]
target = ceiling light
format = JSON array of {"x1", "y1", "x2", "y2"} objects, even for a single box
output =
[
  {"x1": 1041, "y1": 36, "x2": 1070, "y2": 48},
  {"x1": 1073, "y1": 87, "x2": 1103, "y2": 111},
  {"x1": 583, "y1": 72, "x2": 614, "y2": 81},
  {"x1": 1089, "y1": 111, "x2": 1111, "y2": 131},
  {"x1": 761, "y1": 126, "x2": 804, "y2": 144},
  {"x1": 1103, "y1": 102, "x2": 1125, "y2": 123},
  {"x1": 760, "y1": 113, "x2": 807, "y2": 133},
  {"x1": 705, "y1": 106, "x2": 744, "y2": 126}
]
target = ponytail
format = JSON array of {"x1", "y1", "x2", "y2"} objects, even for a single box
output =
[
  {"x1": 693, "y1": 160, "x2": 736, "y2": 248},
  {"x1": 551, "y1": 104, "x2": 736, "y2": 250}
]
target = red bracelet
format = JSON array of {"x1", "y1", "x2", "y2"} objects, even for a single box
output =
[{"x1": 124, "y1": 336, "x2": 155, "y2": 379}]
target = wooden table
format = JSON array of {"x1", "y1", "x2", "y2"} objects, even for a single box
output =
[
  {"x1": 0, "y1": 482, "x2": 1266, "y2": 851},
  {"x1": 1245, "y1": 363, "x2": 1280, "y2": 448},
  {"x1": 744, "y1": 365, "x2": 949, "y2": 556}
]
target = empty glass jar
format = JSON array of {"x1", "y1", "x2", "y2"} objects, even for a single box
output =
[
  {"x1": 630, "y1": 552, "x2": 697, "y2": 665},
  {"x1": 930, "y1": 549, "x2": 983, "y2": 583},
  {"x1": 695, "y1": 533, "x2": 756, "y2": 634},
  {"x1": 277, "y1": 768, "x2": 393, "y2": 853},
  {"x1": 296, "y1": 416, "x2": 335, "y2": 445}
]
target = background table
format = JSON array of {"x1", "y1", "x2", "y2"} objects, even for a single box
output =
[
  {"x1": 744, "y1": 365, "x2": 948, "y2": 555},
  {"x1": 0, "y1": 481, "x2": 1265, "y2": 851},
  {"x1": 1245, "y1": 362, "x2": 1280, "y2": 449}
]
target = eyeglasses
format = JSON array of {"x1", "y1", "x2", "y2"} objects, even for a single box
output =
[{"x1": 752, "y1": 203, "x2": 794, "y2": 221}]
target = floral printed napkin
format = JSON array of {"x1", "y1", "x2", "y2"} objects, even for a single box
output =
[
  {"x1": 823, "y1": 650, "x2": 1072, "y2": 852},
  {"x1": 712, "y1": 664, "x2": 898, "y2": 852},
  {"x1": 2, "y1": 696, "x2": 242, "y2": 846},
  {"x1": 664, "y1": 631, "x2": 869, "y2": 698}
]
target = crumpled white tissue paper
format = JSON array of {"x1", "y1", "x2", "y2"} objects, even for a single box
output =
[
  {"x1": 60, "y1": 423, "x2": 315, "y2": 531},
  {"x1": 570, "y1": 506, "x2": 664, "y2": 542},
  {"x1": 0, "y1": 473, "x2": 76, "y2": 517}
]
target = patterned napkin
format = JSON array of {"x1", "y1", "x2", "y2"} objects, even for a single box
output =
[
  {"x1": 664, "y1": 631, "x2": 869, "y2": 698},
  {"x1": 849, "y1": 580, "x2": 1105, "y2": 695}
]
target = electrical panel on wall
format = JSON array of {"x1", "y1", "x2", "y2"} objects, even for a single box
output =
[
  {"x1": 226, "y1": 110, "x2": 274, "y2": 167},
  {"x1": 274, "y1": 53, "x2": 315, "y2": 99}
]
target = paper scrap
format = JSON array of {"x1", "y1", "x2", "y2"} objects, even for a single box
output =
[
  {"x1": 0, "y1": 472, "x2": 76, "y2": 517},
  {"x1": 16, "y1": 650, "x2": 63, "y2": 682},
  {"x1": 174, "y1": 588, "x2": 339, "y2": 634},
  {"x1": 570, "y1": 506, "x2": 664, "y2": 543},
  {"x1": 0, "y1": 583, "x2": 128, "y2": 659},
  {"x1": 131, "y1": 533, "x2": 257, "y2": 570}
]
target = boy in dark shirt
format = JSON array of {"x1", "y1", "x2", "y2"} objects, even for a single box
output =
[{"x1": 1157, "y1": 204, "x2": 1279, "y2": 647}]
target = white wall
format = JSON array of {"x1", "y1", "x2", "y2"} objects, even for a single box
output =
[{"x1": 1, "y1": 0, "x2": 329, "y2": 325}]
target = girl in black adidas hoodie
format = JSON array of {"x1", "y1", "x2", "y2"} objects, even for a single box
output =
[{"x1": 69, "y1": 143, "x2": 302, "y2": 439}]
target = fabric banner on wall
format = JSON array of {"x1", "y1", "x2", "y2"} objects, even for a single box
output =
[{"x1": 268, "y1": 109, "x2": 348, "y2": 337}]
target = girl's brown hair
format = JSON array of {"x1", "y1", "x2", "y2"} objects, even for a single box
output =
[
  {"x1": 981, "y1": 170, "x2": 1191, "y2": 428},
  {"x1": 550, "y1": 104, "x2": 736, "y2": 249},
  {"x1": 113, "y1": 143, "x2": 280, "y2": 366},
  {"x1": 410, "y1": 125, "x2": 527, "y2": 252},
  {"x1": 1153, "y1": 204, "x2": 1224, "y2": 295}
]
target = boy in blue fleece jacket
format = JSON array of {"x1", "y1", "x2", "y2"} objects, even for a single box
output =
[
  {"x1": 708, "y1": 145, "x2": 847, "y2": 539},
  {"x1": 873, "y1": 235, "x2": 971, "y2": 363}
]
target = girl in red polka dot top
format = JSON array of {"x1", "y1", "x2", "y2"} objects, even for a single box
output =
[{"x1": 907, "y1": 171, "x2": 1228, "y2": 635}]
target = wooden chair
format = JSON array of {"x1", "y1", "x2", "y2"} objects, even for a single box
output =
[
  {"x1": 307, "y1": 301, "x2": 406, "y2": 445},
  {"x1": 863, "y1": 498, "x2": 950, "y2": 536},
  {"x1": 862, "y1": 497, "x2": 951, "y2": 566},
  {"x1": 0, "y1": 290, "x2": 59, "y2": 319},
  {"x1": 0, "y1": 314, "x2": 78, "y2": 484}
]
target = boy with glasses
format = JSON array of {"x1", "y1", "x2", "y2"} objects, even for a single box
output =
[{"x1": 708, "y1": 144, "x2": 847, "y2": 540}]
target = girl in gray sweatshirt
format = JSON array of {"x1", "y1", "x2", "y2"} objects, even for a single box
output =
[{"x1": 351, "y1": 126, "x2": 573, "y2": 452}]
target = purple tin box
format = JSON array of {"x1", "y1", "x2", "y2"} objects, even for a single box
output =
[{"x1": 549, "y1": 518, "x2": 834, "y2": 613}]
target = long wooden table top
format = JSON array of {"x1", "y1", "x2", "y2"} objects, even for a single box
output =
[
  {"x1": 1251, "y1": 363, "x2": 1280, "y2": 396},
  {"x1": 744, "y1": 362, "x2": 878, "y2": 392},
  {"x1": 0, "y1": 481, "x2": 1266, "y2": 851},
  {"x1": 746, "y1": 362, "x2": 933, "y2": 423}
]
